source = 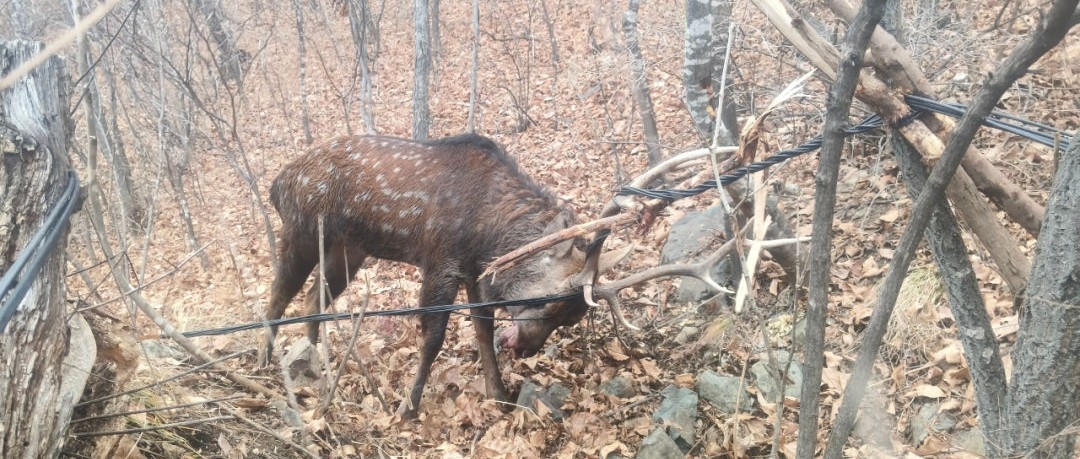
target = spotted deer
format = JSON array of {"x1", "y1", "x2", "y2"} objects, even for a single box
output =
[{"x1": 264, "y1": 133, "x2": 625, "y2": 418}]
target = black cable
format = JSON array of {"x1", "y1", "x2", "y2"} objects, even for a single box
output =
[
  {"x1": 0, "y1": 171, "x2": 81, "y2": 331},
  {"x1": 179, "y1": 291, "x2": 581, "y2": 338},
  {"x1": 3, "y1": 95, "x2": 1070, "y2": 337},
  {"x1": 615, "y1": 96, "x2": 1071, "y2": 202}
]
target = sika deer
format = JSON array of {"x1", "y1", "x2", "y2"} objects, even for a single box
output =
[{"x1": 264, "y1": 133, "x2": 624, "y2": 418}]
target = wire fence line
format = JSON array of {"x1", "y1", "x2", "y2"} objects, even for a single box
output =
[{"x1": 1, "y1": 97, "x2": 1071, "y2": 335}]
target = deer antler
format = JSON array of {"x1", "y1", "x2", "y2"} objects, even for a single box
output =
[
  {"x1": 482, "y1": 145, "x2": 745, "y2": 332},
  {"x1": 483, "y1": 146, "x2": 739, "y2": 278},
  {"x1": 593, "y1": 224, "x2": 808, "y2": 331},
  {"x1": 593, "y1": 224, "x2": 746, "y2": 331},
  {"x1": 578, "y1": 146, "x2": 738, "y2": 309}
]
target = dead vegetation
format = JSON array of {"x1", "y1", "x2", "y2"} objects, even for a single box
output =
[{"x1": 13, "y1": 0, "x2": 1071, "y2": 456}]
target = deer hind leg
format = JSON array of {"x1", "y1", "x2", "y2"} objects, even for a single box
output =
[
  {"x1": 466, "y1": 283, "x2": 509, "y2": 404},
  {"x1": 304, "y1": 241, "x2": 367, "y2": 345},
  {"x1": 400, "y1": 270, "x2": 461, "y2": 419},
  {"x1": 264, "y1": 228, "x2": 320, "y2": 364}
]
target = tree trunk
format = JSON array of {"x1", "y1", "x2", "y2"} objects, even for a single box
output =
[
  {"x1": 683, "y1": 0, "x2": 713, "y2": 140},
  {"x1": 1003, "y1": 133, "x2": 1080, "y2": 458},
  {"x1": 467, "y1": 0, "x2": 479, "y2": 132},
  {"x1": 293, "y1": 0, "x2": 313, "y2": 145},
  {"x1": 684, "y1": 0, "x2": 739, "y2": 146},
  {"x1": 624, "y1": 0, "x2": 662, "y2": 165},
  {"x1": 191, "y1": 0, "x2": 245, "y2": 84},
  {"x1": 708, "y1": 0, "x2": 739, "y2": 146},
  {"x1": 412, "y1": 0, "x2": 432, "y2": 139},
  {"x1": 0, "y1": 39, "x2": 94, "y2": 459},
  {"x1": 892, "y1": 136, "x2": 1008, "y2": 456},
  {"x1": 346, "y1": 0, "x2": 379, "y2": 134},
  {"x1": 797, "y1": 2, "x2": 886, "y2": 456}
]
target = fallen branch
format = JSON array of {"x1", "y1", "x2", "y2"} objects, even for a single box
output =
[{"x1": 69, "y1": 416, "x2": 234, "y2": 438}]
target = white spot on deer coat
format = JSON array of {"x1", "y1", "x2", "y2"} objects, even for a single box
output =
[
  {"x1": 402, "y1": 191, "x2": 430, "y2": 203},
  {"x1": 399, "y1": 206, "x2": 423, "y2": 219}
]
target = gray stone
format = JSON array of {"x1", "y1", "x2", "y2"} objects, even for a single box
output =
[
  {"x1": 651, "y1": 386, "x2": 698, "y2": 449},
  {"x1": 516, "y1": 380, "x2": 571, "y2": 420},
  {"x1": 695, "y1": 370, "x2": 752, "y2": 413},
  {"x1": 852, "y1": 391, "x2": 897, "y2": 452},
  {"x1": 950, "y1": 427, "x2": 986, "y2": 456},
  {"x1": 281, "y1": 339, "x2": 322, "y2": 388},
  {"x1": 660, "y1": 205, "x2": 730, "y2": 303},
  {"x1": 910, "y1": 402, "x2": 959, "y2": 447},
  {"x1": 635, "y1": 428, "x2": 685, "y2": 459},
  {"x1": 749, "y1": 350, "x2": 803, "y2": 401},
  {"x1": 673, "y1": 326, "x2": 699, "y2": 345},
  {"x1": 139, "y1": 339, "x2": 183, "y2": 361},
  {"x1": 270, "y1": 399, "x2": 305, "y2": 429},
  {"x1": 600, "y1": 375, "x2": 636, "y2": 398}
]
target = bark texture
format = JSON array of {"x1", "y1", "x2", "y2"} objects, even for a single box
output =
[
  {"x1": 1003, "y1": 134, "x2": 1080, "y2": 457},
  {"x1": 0, "y1": 39, "x2": 91, "y2": 459}
]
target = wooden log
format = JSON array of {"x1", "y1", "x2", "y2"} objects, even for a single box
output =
[
  {"x1": 750, "y1": 0, "x2": 1031, "y2": 293},
  {"x1": 828, "y1": 0, "x2": 1046, "y2": 237}
]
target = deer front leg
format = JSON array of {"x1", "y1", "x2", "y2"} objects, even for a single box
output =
[{"x1": 466, "y1": 284, "x2": 509, "y2": 404}]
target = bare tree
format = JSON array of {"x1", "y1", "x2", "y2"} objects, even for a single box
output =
[
  {"x1": 412, "y1": 0, "x2": 432, "y2": 139},
  {"x1": 467, "y1": 0, "x2": 479, "y2": 131},
  {"x1": 683, "y1": 0, "x2": 738, "y2": 145},
  {"x1": 294, "y1": 0, "x2": 313, "y2": 145},
  {"x1": 0, "y1": 40, "x2": 93, "y2": 459},
  {"x1": 1003, "y1": 131, "x2": 1080, "y2": 457},
  {"x1": 429, "y1": 0, "x2": 441, "y2": 80},
  {"x1": 347, "y1": 0, "x2": 381, "y2": 134},
  {"x1": 623, "y1": 0, "x2": 662, "y2": 166},
  {"x1": 538, "y1": 0, "x2": 560, "y2": 129},
  {"x1": 190, "y1": 0, "x2": 245, "y2": 85}
]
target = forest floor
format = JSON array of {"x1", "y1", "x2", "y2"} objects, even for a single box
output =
[{"x1": 60, "y1": 0, "x2": 1078, "y2": 457}]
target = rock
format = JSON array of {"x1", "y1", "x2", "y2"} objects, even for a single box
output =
[
  {"x1": 139, "y1": 339, "x2": 183, "y2": 361},
  {"x1": 660, "y1": 205, "x2": 730, "y2": 303},
  {"x1": 652, "y1": 386, "x2": 698, "y2": 449},
  {"x1": 910, "y1": 402, "x2": 959, "y2": 447},
  {"x1": 600, "y1": 375, "x2": 636, "y2": 398},
  {"x1": 749, "y1": 350, "x2": 803, "y2": 401},
  {"x1": 950, "y1": 427, "x2": 986, "y2": 456},
  {"x1": 635, "y1": 428, "x2": 685, "y2": 459},
  {"x1": 852, "y1": 391, "x2": 897, "y2": 452},
  {"x1": 281, "y1": 339, "x2": 322, "y2": 388},
  {"x1": 516, "y1": 380, "x2": 571, "y2": 420},
  {"x1": 673, "y1": 326, "x2": 699, "y2": 345},
  {"x1": 695, "y1": 370, "x2": 752, "y2": 413},
  {"x1": 270, "y1": 399, "x2": 305, "y2": 429}
]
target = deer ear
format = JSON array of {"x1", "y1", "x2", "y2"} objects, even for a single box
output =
[
  {"x1": 545, "y1": 212, "x2": 575, "y2": 258},
  {"x1": 598, "y1": 244, "x2": 633, "y2": 273}
]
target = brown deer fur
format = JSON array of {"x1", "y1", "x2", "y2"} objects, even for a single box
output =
[{"x1": 265, "y1": 133, "x2": 613, "y2": 418}]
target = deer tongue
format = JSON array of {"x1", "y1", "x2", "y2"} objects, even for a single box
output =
[{"x1": 498, "y1": 325, "x2": 519, "y2": 350}]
